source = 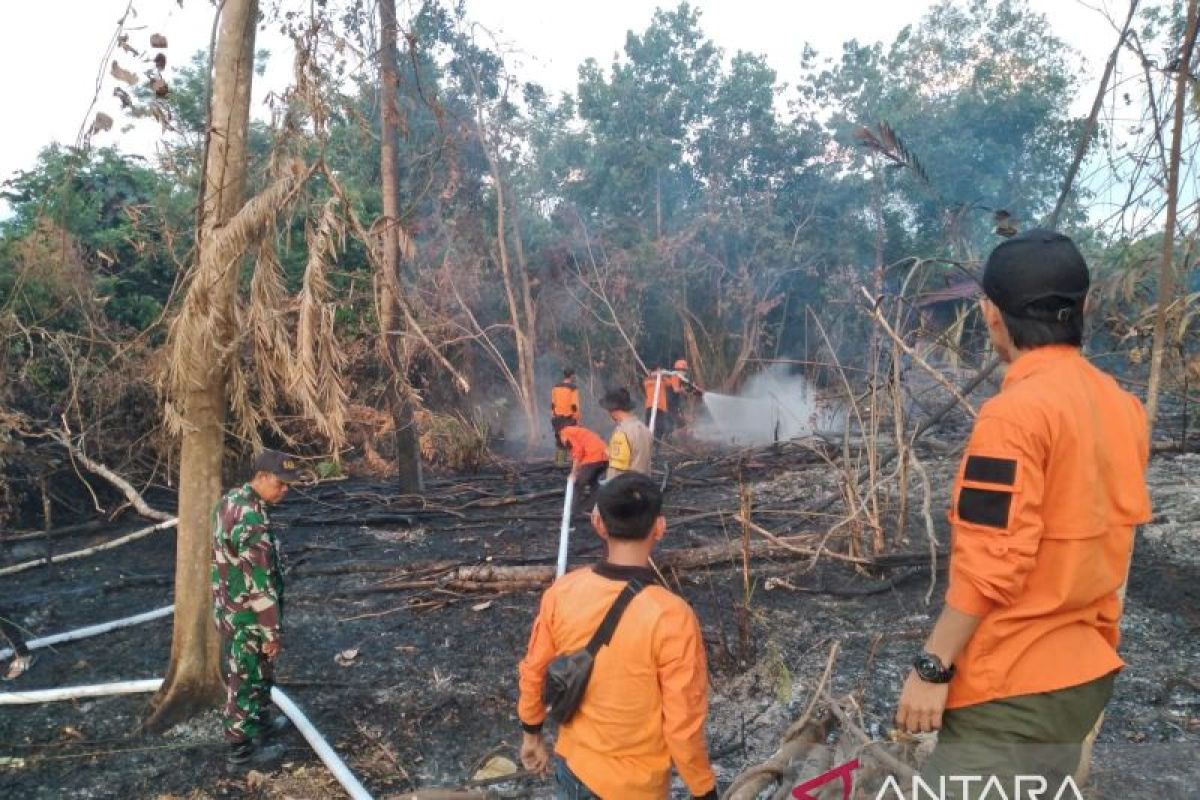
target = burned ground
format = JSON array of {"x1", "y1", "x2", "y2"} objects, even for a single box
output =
[{"x1": 0, "y1": 445, "x2": 1197, "y2": 799}]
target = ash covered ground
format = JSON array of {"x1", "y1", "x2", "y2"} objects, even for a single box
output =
[{"x1": 0, "y1": 443, "x2": 1197, "y2": 799}]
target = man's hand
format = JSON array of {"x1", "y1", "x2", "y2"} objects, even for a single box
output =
[
  {"x1": 262, "y1": 640, "x2": 281, "y2": 659},
  {"x1": 895, "y1": 669, "x2": 949, "y2": 733},
  {"x1": 520, "y1": 731, "x2": 551, "y2": 776}
]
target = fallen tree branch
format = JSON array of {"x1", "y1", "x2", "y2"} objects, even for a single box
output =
[
  {"x1": 48, "y1": 429, "x2": 173, "y2": 522},
  {"x1": 0, "y1": 518, "x2": 179, "y2": 578}
]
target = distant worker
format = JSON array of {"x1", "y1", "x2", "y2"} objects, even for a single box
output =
[
  {"x1": 551, "y1": 368, "x2": 582, "y2": 468},
  {"x1": 1, "y1": 611, "x2": 34, "y2": 680},
  {"x1": 212, "y1": 450, "x2": 304, "y2": 765},
  {"x1": 557, "y1": 424, "x2": 609, "y2": 516},
  {"x1": 600, "y1": 387, "x2": 652, "y2": 480},
  {"x1": 642, "y1": 368, "x2": 673, "y2": 441},
  {"x1": 517, "y1": 474, "x2": 718, "y2": 799},
  {"x1": 893, "y1": 230, "x2": 1152, "y2": 796},
  {"x1": 668, "y1": 359, "x2": 703, "y2": 436}
]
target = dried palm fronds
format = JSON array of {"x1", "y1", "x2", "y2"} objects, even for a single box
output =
[
  {"x1": 163, "y1": 170, "x2": 302, "y2": 425},
  {"x1": 291, "y1": 197, "x2": 349, "y2": 458},
  {"x1": 854, "y1": 121, "x2": 931, "y2": 185}
]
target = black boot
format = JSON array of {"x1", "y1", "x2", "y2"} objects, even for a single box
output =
[
  {"x1": 253, "y1": 712, "x2": 293, "y2": 744},
  {"x1": 227, "y1": 738, "x2": 286, "y2": 766}
]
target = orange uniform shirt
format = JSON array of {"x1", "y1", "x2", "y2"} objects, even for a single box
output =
[
  {"x1": 643, "y1": 373, "x2": 669, "y2": 411},
  {"x1": 944, "y1": 346, "x2": 1152, "y2": 709},
  {"x1": 518, "y1": 564, "x2": 717, "y2": 799},
  {"x1": 558, "y1": 425, "x2": 608, "y2": 466},
  {"x1": 551, "y1": 381, "x2": 581, "y2": 422}
]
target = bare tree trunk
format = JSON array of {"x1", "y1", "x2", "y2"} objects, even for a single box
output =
[
  {"x1": 1146, "y1": 0, "x2": 1199, "y2": 430},
  {"x1": 378, "y1": 0, "x2": 423, "y2": 492},
  {"x1": 470, "y1": 115, "x2": 538, "y2": 447},
  {"x1": 145, "y1": 0, "x2": 258, "y2": 732}
]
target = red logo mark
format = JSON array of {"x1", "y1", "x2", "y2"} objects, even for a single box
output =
[{"x1": 791, "y1": 758, "x2": 861, "y2": 800}]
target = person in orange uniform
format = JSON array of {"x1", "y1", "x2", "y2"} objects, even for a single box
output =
[
  {"x1": 517, "y1": 474, "x2": 718, "y2": 800},
  {"x1": 894, "y1": 230, "x2": 1152, "y2": 795},
  {"x1": 642, "y1": 367, "x2": 673, "y2": 441},
  {"x1": 551, "y1": 369, "x2": 582, "y2": 468},
  {"x1": 557, "y1": 424, "x2": 609, "y2": 516},
  {"x1": 667, "y1": 359, "x2": 703, "y2": 436}
]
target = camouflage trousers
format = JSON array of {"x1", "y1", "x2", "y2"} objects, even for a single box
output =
[{"x1": 222, "y1": 629, "x2": 277, "y2": 742}]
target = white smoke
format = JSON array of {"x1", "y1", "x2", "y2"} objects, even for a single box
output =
[{"x1": 692, "y1": 366, "x2": 843, "y2": 446}]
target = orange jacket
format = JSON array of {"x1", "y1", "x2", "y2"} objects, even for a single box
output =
[
  {"x1": 551, "y1": 381, "x2": 581, "y2": 421},
  {"x1": 643, "y1": 373, "x2": 669, "y2": 411},
  {"x1": 944, "y1": 346, "x2": 1152, "y2": 709},
  {"x1": 518, "y1": 564, "x2": 717, "y2": 799},
  {"x1": 558, "y1": 425, "x2": 608, "y2": 466}
]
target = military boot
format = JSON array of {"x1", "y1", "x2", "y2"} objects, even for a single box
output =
[
  {"x1": 227, "y1": 738, "x2": 286, "y2": 766},
  {"x1": 252, "y1": 712, "x2": 293, "y2": 744}
]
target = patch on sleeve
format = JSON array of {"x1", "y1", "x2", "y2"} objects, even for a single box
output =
[
  {"x1": 958, "y1": 487, "x2": 1013, "y2": 529},
  {"x1": 963, "y1": 455, "x2": 1017, "y2": 485}
]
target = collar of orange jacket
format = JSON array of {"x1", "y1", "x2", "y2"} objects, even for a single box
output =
[{"x1": 1002, "y1": 345, "x2": 1082, "y2": 389}]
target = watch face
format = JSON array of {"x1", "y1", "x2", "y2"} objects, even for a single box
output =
[{"x1": 914, "y1": 654, "x2": 951, "y2": 683}]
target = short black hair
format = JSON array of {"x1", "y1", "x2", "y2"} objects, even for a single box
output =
[
  {"x1": 999, "y1": 297, "x2": 1084, "y2": 350},
  {"x1": 563, "y1": 367, "x2": 576, "y2": 378},
  {"x1": 596, "y1": 473, "x2": 663, "y2": 540}
]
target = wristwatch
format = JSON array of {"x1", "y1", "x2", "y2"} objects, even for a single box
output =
[{"x1": 912, "y1": 651, "x2": 956, "y2": 684}]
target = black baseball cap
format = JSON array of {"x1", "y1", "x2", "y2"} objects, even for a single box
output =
[
  {"x1": 252, "y1": 449, "x2": 305, "y2": 482},
  {"x1": 599, "y1": 387, "x2": 634, "y2": 412},
  {"x1": 982, "y1": 228, "x2": 1090, "y2": 322}
]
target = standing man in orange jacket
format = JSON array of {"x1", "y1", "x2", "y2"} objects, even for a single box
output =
[
  {"x1": 517, "y1": 474, "x2": 718, "y2": 799},
  {"x1": 642, "y1": 368, "x2": 673, "y2": 442},
  {"x1": 551, "y1": 368, "x2": 582, "y2": 467},
  {"x1": 894, "y1": 230, "x2": 1152, "y2": 796}
]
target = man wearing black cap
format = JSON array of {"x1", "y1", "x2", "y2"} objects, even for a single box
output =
[
  {"x1": 600, "y1": 387, "x2": 652, "y2": 480},
  {"x1": 894, "y1": 230, "x2": 1152, "y2": 796},
  {"x1": 212, "y1": 450, "x2": 305, "y2": 765}
]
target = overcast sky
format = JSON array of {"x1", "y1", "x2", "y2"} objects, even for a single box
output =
[{"x1": 0, "y1": 0, "x2": 1127, "y2": 191}]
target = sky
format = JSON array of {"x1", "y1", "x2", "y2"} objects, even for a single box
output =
[{"x1": 0, "y1": 0, "x2": 1129, "y2": 193}]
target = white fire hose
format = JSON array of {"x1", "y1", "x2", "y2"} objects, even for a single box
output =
[
  {"x1": 0, "y1": 607, "x2": 374, "y2": 799},
  {"x1": 556, "y1": 477, "x2": 576, "y2": 578},
  {"x1": 647, "y1": 371, "x2": 664, "y2": 437}
]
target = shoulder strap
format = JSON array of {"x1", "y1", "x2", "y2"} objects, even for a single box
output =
[{"x1": 585, "y1": 580, "x2": 645, "y2": 656}]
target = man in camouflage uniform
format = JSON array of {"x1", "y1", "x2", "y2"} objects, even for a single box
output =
[{"x1": 212, "y1": 450, "x2": 303, "y2": 765}]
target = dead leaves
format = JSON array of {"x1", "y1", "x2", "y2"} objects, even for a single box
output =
[
  {"x1": 111, "y1": 60, "x2": 138, "y2": 86},
  {"x1": 91, "y1": 112, "x2": 114, "y2": 135}
]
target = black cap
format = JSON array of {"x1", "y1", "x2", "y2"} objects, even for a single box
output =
[
  {"x1": 252, "y1": 449, "x2": 305, "y2": 482},
  {"x1": 982, "y1": 228, "x2": 1090, "y2": 322},
  {"x1": 599, "y1": 387, "x2": 634, "y2": 412}
]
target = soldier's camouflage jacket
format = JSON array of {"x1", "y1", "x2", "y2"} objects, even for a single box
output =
[{"x1": 211, "y1": 484, "x2": 284, "y2": 642}]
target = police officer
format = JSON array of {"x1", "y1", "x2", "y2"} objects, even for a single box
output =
[{"x1": 212, "y1": 450, "x2": 303, "y2": 765}]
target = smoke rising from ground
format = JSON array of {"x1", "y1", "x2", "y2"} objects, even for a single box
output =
[{"x1": 692, "y1": 366, "x2": 843, "y2": 447}]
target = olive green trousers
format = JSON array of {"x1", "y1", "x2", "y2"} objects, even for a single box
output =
[{"x1": 920, "y1": 672, "x2": 1116, "y2": 800}]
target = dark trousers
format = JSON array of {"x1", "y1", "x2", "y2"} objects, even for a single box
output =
[
  {"x1": 573, "y1": 461, "x2": 608, "y2": 515},
  {"x1": 921, "y1": 672, "x2": 1116, "y2": 799},
  {"x1": 644, "y1": 408, "x2": 674, "y2": 441},
  {"x1": 551, "y1": 416, "x2": 575, "y2": 449},
  {"x1": 554, "y1": 757, "x2": 600, "y2": 800},
  {"x1": 0, "y1": 613, "x2": 30, "y2": 657}
]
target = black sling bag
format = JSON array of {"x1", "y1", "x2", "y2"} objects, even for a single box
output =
[{"x1": 542, "y1": 579, "x2": 645, "y2": 725}]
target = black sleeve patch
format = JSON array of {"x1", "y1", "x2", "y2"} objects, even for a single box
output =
[
  {"x1": 964, "y1": 455, "x2": 1017, "y2": 486},
  {"x1": 958, "y1": 487, "x2": 1013, "y2": 529}
]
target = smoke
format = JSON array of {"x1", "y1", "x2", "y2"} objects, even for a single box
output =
[{"x1": 692, "y1": 366, "x2": 843, "y2": 447}]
